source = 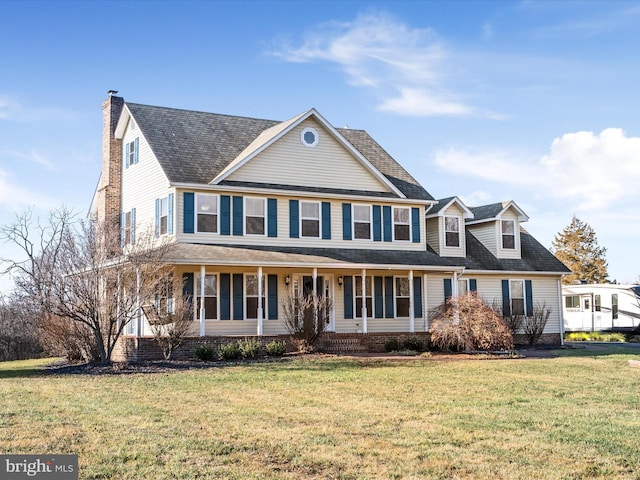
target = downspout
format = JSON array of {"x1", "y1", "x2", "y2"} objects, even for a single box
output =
[{"x1": 557, "y1": 279, "x2": 565, "y2": 346}]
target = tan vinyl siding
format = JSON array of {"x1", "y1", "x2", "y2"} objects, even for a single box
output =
[
  {"x1": 175, "y1": 191, "x2": 426, "y2": 252},
  {"x1": 426, "y1": 217, "x2": 440, "y2": 254},
  {"x1": 227, "y1": 118, "x2": 392, "y2": 194},
  {"x1": 121, "y1": 120, "x2": 172, "y2": 240},
  {"x1": 467, "y1": 223, "x2": 497, "y2": 256}
]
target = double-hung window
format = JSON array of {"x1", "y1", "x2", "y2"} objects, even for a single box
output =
[
  {"x1": 301, "y1": 201, "x2": 320, "y2": 238},
  {"x1": 510, "y1": 280, "x2": 525, "y2": 316},
  {"x1": 159, "y1": 197, "x2": 169, "y2": 235},
  {"x1": 245, "y1": 274, "x2": 265, "y2": 319},
  {"x1": 355, "y1": 276, "x2": 372, "y2": 318},
  {"x1": 245, "y1": 198, "x2": 265, "y2": 235},
  {"x1": 395, "y1": 277, "x2": 410, "y2": 317},
  {"x1": 393, "y1": 207, "x2": 410, "y2": 241},
  {"x1": 197, "y1": 194, "x2": 218, "y2": 233},
  {"x1": 445, "y1": 216, "x2": 460, "y2": 247},
  {"x1": 353, "y1": 205, "x2": 371, "y2": 240},
  {"x1": 196, "y1": 273, "x2": 218, "y2": 320},
  {"x1": 125, "y1": 137, "x2": 139, "y2": 167},
  {"x1": 122, "y1": 208, "x2": 136, "y2": 245},
  {"x1": 501, "y1": 220, "x2": 516, "y2": 249}
]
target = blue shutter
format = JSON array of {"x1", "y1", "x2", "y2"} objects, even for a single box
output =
[
  {"x1": 525, "y1": 280, "x2": 534, "y2": 317},
  {"x1": 414, "y1": 276, "x2": 422, "y2": 317},
  {"x1": 411, "y1": 207, "x2": 420, "y2": 243},
  {"x1": 168, "y1": 193, "x2": 174, "y2": 235},
  {"x1": 134, "y1": 137, "x2": 139, "y2": 164},
  {"x1": 444, "y1": 278, "x2": 452, "y2": 302},
  {"x1": 502, "y1": 280, "x2": 511, "y2": 317},
  {"x1": 268, "y1": 275, "x2": 278, "y2": 320},
  {"x1": 232, "y1": 196, "x2": 243, "y2": 236},
  {"x1": 344, "y1": 276, "x2": 353, "y2": 319},
  {"x1": 267, "y1": 198, "x2": 277, "y2": 237},
  {"x1": 289, "y1": 200, "x2": 299, "y2": 238},
  {"x1": 120, "y1": 212, "x2": 126, "y2": 247},
  {"x1": 220, "y1": 195, "x2": 231, "y2": 235},
  {"x1": 383, "y1": 206, "x2": 392, "y2": 242},
  {"x1": 220, "y1": 274, "x2": 231, "y2": 320},
  {"x1": 154, "y1": 198, "x2": 160, "y2": 237},
  {"x1": 321, "y1": 202, "x2": 331, "y2": 240},
  {"x1": 469, "y1": 279, "x2": 477, "y2": 293},
  {"x1": 184, "y1": 192, "x2": 194, "y2": 234},
  {"x1": 125, "y1": 142, "x2": 130, "y2": 169},
  {"x1": 233, "y1": 274, "x2": 243, "y2": 320},
  {"x1": 385, "y1": 277, "x2": 394, "y2": 318},
  {"x1": 182, "y1": 273, "x2": 194, "y2": 309},
  {"x1": 373, "y1": 205, "x2": 382, "y2": 242},
  {"x1": 374, "y1": 276, "x2": 384, "y2": 318},
  {"x1": 342, "y1": 203, "x2": 352, "y2": 240},
  {"x1": 131, "y1": 208, "x2": 136, "y2": 244}
]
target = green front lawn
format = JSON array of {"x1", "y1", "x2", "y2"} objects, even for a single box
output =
[{"x1": 1, "y1": 348, "x2": 639, "y2": 479}]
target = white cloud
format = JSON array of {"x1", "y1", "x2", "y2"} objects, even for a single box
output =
[
  {"x1": 8, "y1": 149, "x2": 55, "y2": 170},
  {"x1": 434, "y1": 128, "x2": 640, "y2": 211},
  {"x1": 270, "y1": 11, "x2": 491, "y2": 118},
  {"x1": 0, "y1": 95, "x2": 77, "y2": 122},
  {"x1": 0, "y1": 169, "x2": 54, "y2": 212}
]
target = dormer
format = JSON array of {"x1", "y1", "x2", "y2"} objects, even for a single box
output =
[
  {"x1": 426, "y1": 197, "x2": 474, "y2": 257},
  {"x1": 466, "y1": 201, "x2": 529, "y2": 259}
]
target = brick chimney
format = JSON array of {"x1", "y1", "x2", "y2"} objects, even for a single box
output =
[{"x1": 96, "y1": 91, "x2": 124, "y2": 226}]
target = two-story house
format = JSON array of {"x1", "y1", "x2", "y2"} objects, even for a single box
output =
[{"x1": 92, "y1": 93, "x2": 569, "y2": 360}]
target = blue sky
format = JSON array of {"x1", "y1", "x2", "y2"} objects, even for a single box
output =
[{"x1": 1, "y1": 0, "x2": 640, "y2": 293}]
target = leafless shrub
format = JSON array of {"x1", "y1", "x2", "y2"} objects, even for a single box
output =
[
  {"x1": 429, "y1": 294, "x2": 513, "y2": 352},
  {"x1": 148, "y1": 292, "x2": 195, "y2": 360},
  {"x1": 0, "y1": 293, "x2": 44, "y2": 361},
  {"x1": 522, "y1": 302, "x2": 551, "y2": 345},
  {"x1": 281, "y1": 291, "x2": 332, "y2": 353}
]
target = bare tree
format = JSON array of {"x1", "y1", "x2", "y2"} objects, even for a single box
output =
[
  {"x1": 521, "y1": 302, "x2": 552, "y2": 345},
  {"x1": 147, "y1": 291, "x2": 195, "y2": 360},
  {"x1": 281, "y1": 291, "x2": 332, "y2": 353},
  {"x1": 1, "y1": 208, "x2": 174, "y2": 364}
]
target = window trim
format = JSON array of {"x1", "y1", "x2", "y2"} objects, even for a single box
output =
[
  {"x1": 159, "y1": 197, "x2": 169, "y2": 235},
  {"x1": 300, "y1": 200, "x2": 321, "y2": 239},
  {"x1": 509, "y1": 279, "x2": 526, "y2": 316},
  {"x1": 195, "y1": 193, "x2": 220, "y2": 234},
  {"x1": 352, "y1": 204, "x2": 372, "y2": 241},
  {"x1": 244, "y1": 197, "x2": 266, "y2": 236},
  {"x1": 301, "y1": 127, "x2": 319, "y2": 148},
  {"x1": 444, "y1": 215, "x2": 461, "y2": 248},
  {"x1": 501, "y1": 219, "x2": 516, "y2": 250},
  {"x1": 244, "y1": 272, "x2": 266, "y2": 320},
  {"x1": 392, "y1": 206, "x2": 411, "y2": 242},
  {"x1": 394, "y1": 276, "x2": 411, "y2": 318},
  {"x1": 195, "y1": 272, "x2": 219, "y2": 321}
]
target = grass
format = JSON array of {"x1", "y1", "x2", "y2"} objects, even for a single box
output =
[{"x1": 1, "y1": 348, "x2": 640, "y2": 479}]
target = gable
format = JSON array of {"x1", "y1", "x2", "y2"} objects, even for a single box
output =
[{"x1": 224, "y1": 118, "x2": 396, "y2": 195}]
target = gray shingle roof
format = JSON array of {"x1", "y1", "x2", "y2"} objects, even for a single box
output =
[
  {"x1": 166, "y1": 230, "x2": 569, "y2": 274},
  {"x1": 468, "y1": 202, "x2": 507, "y2": 222},
  {"x1": 126, "y1": 102, "x2": 433, "y2": 201},
  {"x1": 427, "y1": 197, "x2": 456, "y2": 216}
]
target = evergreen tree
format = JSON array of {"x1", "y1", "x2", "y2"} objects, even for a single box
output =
[{"x1": 552, "y1": 216, "x2": 608, "y2": 285}]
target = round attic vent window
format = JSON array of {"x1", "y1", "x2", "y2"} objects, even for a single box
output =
[{"x1": 301, "y1": 127, "x2": 318, "y2": 148}]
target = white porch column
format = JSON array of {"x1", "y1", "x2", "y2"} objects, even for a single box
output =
[
  {"x1": 423, "y1": 273, "x2": 428, "y2": 331},
  {"x1": 136, "y1": 267, "x2": 142, "y2": 338},
  {"x1": 361, "y1": 269, "x2": 368, "y2": 334},
  {"x1": 199, "y1": 265, "x2": 206, "y2": 337},
  {"x1": 409, "y1": 270, "x2": 415, "y2": 333},
  {"x1": 452, "y1": 271, "x2": 459, "y2": 297},
  {"x1": 257, "y1": 266, "x2": 264, "y2": 335}
]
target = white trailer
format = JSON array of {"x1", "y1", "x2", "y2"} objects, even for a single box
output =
[{"x1": 562, "y1": 283, "x2": 640, "y2": 332}]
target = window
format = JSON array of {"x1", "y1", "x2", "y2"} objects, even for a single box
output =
[
  {"x1": 595, "y1": 295, "x2": 601, "y2": 312},
  {"x1": 125, "y1": 137, "x2": 139, "y2": 167},
  {"x1": 122, "y1": 209, "x2": 135, "y2": 245},
  {"x1": 245, "y1": 198, "x2": 265, "y2": 235},
  {"x1": 196, "y1": 194, "x2": 218, "y2": 233},
  {"x1": 155, "y1": 278, "x2": 174, "y2": 315},
  {"x1": 393, "y1": 207, "x2": 410, "y2": 241},
  {"x1": 301, "y1": 127, "x2": 318, "y2": 147},
  {"x1": 245, "y1": 274, "x2": 265, "y2": 320},
  {"x1": 301, "y1": 201, "x2": 320, "y2": 238},
  {"x1": 395, "y1": 277, "x2": 410, "y2": 317},
  {"x1": 565, "y1": 295, "x2": 580, "y2": 309},
  {"x1": 612, "y1": 294, "x2": 619, "y2": 320},
  {"x1": 458, "y1": 279, "x2": 469, "y2": 297},
  {"x1": 501, "y1": 220, "x2": 516, "y2": 249},
  {"x1": 196, "y1": 273, "x2": 217, "y2": 320},
  {"x1": 444, "y1": 216, "x2": 460, "y2": 247},
  {"x1": 353, "y1": 205, "x2": 371, "y2": 240},
  {"x1": 159, "y1": 197, "x2": 169, "y2": 235},
  {"x1": 510, "y1": 280, "x2": 525, "y2": 316},
  {"x1": 355, "y1": 276, "x2": 372, "y2": 318}
]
